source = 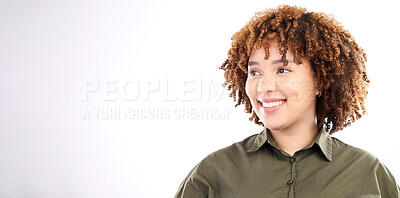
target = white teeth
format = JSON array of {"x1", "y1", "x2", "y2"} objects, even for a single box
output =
[{"x1": 261, "y1": 100, "x2": 285, "y2": 108}]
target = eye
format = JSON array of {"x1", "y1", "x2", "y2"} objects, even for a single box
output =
[
  {"x1": 249, "y1": 70, "x2": 261, "y2": 76},
  {"x1": 277, "y1": 68, "x2": 290, "y2": 74}
]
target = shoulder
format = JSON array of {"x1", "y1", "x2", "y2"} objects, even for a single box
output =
[
  {"x1": 196, "y1": 133, "x2": 258, "y2": 170},
  {"x1": 330, "y1": 136, "x2": 390, "y2": 171},
  {"x1": 182, "y1": 132, "x2": 259, "y2": 174},
  {"x1": 331, "y1": 137, "x2": 400, "y2": 197},
  {"x1": 186, "y1": 132, "x2": 260, "y2": 180},
  {"x1": 175, "y1": 133, "x2": 259, "y2": 198},
  {"x1": 331, "y1": 136, "x2": 379, "y2": 164}
]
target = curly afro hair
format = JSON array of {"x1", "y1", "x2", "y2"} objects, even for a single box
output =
[{"x1": 219, "y1": 5, "x2": 369, "y2": 134}]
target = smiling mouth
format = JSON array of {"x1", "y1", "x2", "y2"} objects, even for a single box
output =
[{"x1": 259, "y1": 99, "x2": 287, "y2": 108}]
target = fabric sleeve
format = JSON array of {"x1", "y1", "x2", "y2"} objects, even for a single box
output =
[
  {"x1": 174, "y1": 165, "x2": 217, "y2": 198},
  {"x1": 174, "y1": 179, "x2": 207, "y2": 198},
  {"x1": 376, "y1": 162, "x2": 400, "y2": 198},
  {"x1": 388, "y1": 185, "x2": 400, "y2": 198}
]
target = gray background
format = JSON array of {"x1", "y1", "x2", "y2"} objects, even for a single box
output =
[{"x1": 1, "y1": 0, "x2": 399, "y2": 197}]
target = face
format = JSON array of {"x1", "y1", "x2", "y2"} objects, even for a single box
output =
[{"x1": 245, "y1": 41, "x2": 319, "y2": 132}]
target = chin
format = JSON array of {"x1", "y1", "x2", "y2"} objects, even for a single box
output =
[{"x1": 261, "y1": 121, "x2": 286, "y2": 131}]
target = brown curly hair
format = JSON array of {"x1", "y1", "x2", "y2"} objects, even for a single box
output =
[{"x1": 219, "y1": 5, "x2": 369, "y2": 134}]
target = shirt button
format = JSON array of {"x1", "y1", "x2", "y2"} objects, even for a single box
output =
[
  {"x1": 289, "y1": 158, "x2": 296, "y2": 164},
  {"x1": 287, "y1": 180, "x2": 293, "y2": 185}
]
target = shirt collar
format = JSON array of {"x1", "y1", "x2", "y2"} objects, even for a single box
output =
[{"x1": 246, "y1": 127, "x2": 333, "y2": 162}]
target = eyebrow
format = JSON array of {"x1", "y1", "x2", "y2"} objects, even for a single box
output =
[
  {"x1": 248, "y1": 61, "x2": 259, "y2": 67},
  {"x1": 248, "y1": 59, "x2": 294, "y2": 67}
]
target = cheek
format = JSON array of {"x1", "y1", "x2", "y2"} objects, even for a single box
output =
[
  {"x1": 245, "y1": 78, "x2": 255, "y2": 99},
  {"x1": 245, "y1": 79, "x2": 250, "y2": 97},
  {"x1": 245, "y1": 78, "x2": 260, "y2": 108},
  {"x1": 284, "y1": 79, "x2": 316, "y2": 101},
  {"x1": 275, "y1": 80, "x2": 292, "y2": 97}
]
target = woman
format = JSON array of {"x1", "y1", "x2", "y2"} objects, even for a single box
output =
[{"x1": 175, "y1": 5, "x2": 399, "y2": 198}]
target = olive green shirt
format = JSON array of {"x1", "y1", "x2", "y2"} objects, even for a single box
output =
[{"x1": 175, "y1": 127, "x2": 400, "y2": 198}]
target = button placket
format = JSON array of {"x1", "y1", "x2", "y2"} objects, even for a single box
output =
[
  {"x1": 287, "y1": 157, "x2": 296, "y2": 186},
  {"x1": 287, "y1": 179, "x2": 293, "y2": 185}
]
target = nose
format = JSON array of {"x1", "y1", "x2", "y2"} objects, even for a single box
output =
[{"x1": 257, "y1": 77, "x2": 277, "y2": 93}]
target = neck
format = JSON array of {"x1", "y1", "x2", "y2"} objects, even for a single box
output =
[{"x1": 269, "y1": 119, "x2": 319, "y2": 156}]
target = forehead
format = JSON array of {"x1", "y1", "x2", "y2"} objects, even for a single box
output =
[
  {"x1": 247, "y1": 43, "x2": 313, "y2": 73},
  {"x1": 249, "y1": 43, "x2": 296, "y2": 62}
]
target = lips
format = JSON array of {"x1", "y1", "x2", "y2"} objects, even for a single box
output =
[
  {"x1": 260, "y1": 100, "x2": 286, "y2": 108},
  {"x1": 258, "y1": 98, "x2": 287, "y2": 111}
]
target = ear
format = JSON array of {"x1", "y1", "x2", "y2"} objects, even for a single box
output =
[{"x1": 316, "y1": 90, "x2": 321, "y2": 97}]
